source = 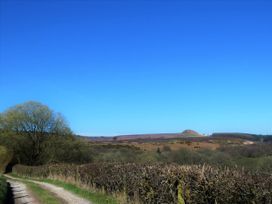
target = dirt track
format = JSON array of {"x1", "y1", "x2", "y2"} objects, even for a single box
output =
[{"x1": 5, "y1": 175, "x2": 91, "y2": 204}]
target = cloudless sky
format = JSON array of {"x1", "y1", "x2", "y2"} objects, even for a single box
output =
[{"x1": 1, "y1": 0, "x2": 272, "y2": 136}]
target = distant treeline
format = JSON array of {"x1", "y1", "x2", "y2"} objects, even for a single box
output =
[{"x1": 211, "y1": 133, "x2": 272, "y2": 142}]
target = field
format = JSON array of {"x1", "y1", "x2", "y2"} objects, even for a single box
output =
[{"x1": 95, "y1": 140, "x2": 220, "y2": 151}]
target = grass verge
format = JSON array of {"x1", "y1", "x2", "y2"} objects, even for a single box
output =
[{"x1": 24, "y1": 180, "x2": 62, "y2": 204}]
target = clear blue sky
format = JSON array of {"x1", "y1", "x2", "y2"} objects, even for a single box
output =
[{"x1": 1, "y1": 0, "x2": 272, "y2": 136}]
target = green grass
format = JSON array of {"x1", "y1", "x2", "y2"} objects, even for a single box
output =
[
  {"x1": 42, "y1": 179, "x2": 118, "y2": 204},
  {"x1": 24, "y1": 181, "x2": 62, "y2": 204}
]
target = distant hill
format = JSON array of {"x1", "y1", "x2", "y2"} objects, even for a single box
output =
[
  {"x1": 78, "y1": 131, "x2": 272, "y2": 143},
  {"x1": 81, "y1": 129, "x2": 204, "y2": 142},
  {"x1": 182, "y1": 129, "x2": 203, "y2": 137}
]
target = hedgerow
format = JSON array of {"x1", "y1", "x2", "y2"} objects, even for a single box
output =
[
  {"x1": 0, "y1": 175, "x2": 7, "y2": 204},
  {"x1": 0, "y1": 146, "x2": 11, "y2": 173},
  {"x1": 13, "y1": 163, "x2": 272, "y2": 204}
]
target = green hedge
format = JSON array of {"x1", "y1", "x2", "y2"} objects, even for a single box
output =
[
  {"x1": 0, "y1": 175, "x2": 7, "y2": 204},
  {"x1": 14, "y1": 163, "x2": 272, "y2": 204},
  {"x1": 0, "y1": 146, "x2": 11, "y2": 173}
]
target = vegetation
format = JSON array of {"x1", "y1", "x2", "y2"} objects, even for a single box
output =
[
  {"x1": 155, "y1": 144, "x2": 272, "y2": 172},
  {"x1": 13, "y1": 163, "x2": 272, "y2": 204},
  {"x1": 0, "y1": 146, "x2": 11, "y2": 173},
  {"x1": 0, "y1": 101, "x2": 92, "y2": 167},
  {"x1": 85, "y1": 142, "x2": 272, "y2": 173},
  {"x1": 0, "y1": 175, "x2": 7, "y2": 204},
  {"x1": 89, "y1": 144, "x2": 151, "y2": 163},
  {"x1": 0, "y1": 146, "x2": 9, "y2": 203},
  {"x1": 0, "y1": 101, "x2": 72, "y2": 165}
]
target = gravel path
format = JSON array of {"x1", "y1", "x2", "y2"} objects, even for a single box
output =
[
  {"x1": 31, "y1": 180, "x2": 91, "y2": 204},
  {"x1": 5, "y1": 175, "x2": 92, "y2": 204}
]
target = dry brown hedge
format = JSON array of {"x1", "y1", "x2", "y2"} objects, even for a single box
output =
[{"x1": 13, "y1": 163, "x2": 272, "y2": 204}]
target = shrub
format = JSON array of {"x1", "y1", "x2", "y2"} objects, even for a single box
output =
[{"x1": 162, "y1": 145, "x2": 172, "y2": 152}]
